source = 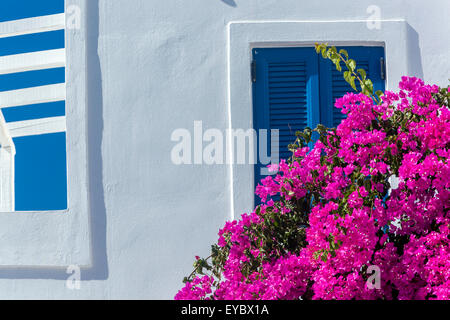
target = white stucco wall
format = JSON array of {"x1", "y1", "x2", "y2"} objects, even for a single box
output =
[{"x1": 0, "y1": 0, "x2": 448, "y2": 299}]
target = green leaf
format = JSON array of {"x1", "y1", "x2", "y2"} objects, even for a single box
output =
[
  {"x1": 315, "y1": 124, "x2": 327, "y2": 134},
  {"x1": 339, "y1": 49, "x2": 349, "y2": 59},
  {"x1": 348, "y1": 59, "x2": 356, "y2": 72},
  {"x1": 375, "y1": 90, "x2": 384, "y2": 99},
  {"x1": 314, "y1": 43, "x2": 321, "y2": 53},
  {"x1": 343, "y1": 71, "x2": 357, "y2": 91},
  {"x1": 315, "y1": 43, "x2": 328, "y2": 55},
  {"x1": 351, "y1": 77, "x2": 357, "y2": 91},
  {"x1": 334, "y1": 60, "x2": 342, "y2": 72},
  {"x1": 363, "y1": 79, "x2": 374, "y2": 96},
  {"x1": 343, "y1": 70, "x2": 351, "y2": 83},
  {"x1": 357, "y1": 68, "x2": 367, "y2": 80}
]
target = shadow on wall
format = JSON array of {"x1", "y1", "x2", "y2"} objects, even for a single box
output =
[
  {"x1": 221, "y1": 0, "x2": 237, "y2": 7},
  {"x1": 0, "y1": 0, "x2": 109, "y2": 281},
  {"x1": 406, "y1": 23, "x2": 424, "y2": 79}
]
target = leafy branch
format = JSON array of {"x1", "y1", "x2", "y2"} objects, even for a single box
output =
[{"x1": 315, "y1": 43, "x2": 383, "y2": 103}]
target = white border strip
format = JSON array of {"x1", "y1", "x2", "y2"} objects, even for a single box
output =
[
  {"x1": 0, "y1": 13, "x2": 65, "y2": 39},
  {"x1": 226, "y1": 22, "x2": 235, "y2": 220},
  {"x1": 0, "y1": 83, "x2": 66, "y2": 108},
  {"x1": 0, "y1": 49, "x2": 65, "y2": 75},
  {"x1": 7, "y1": 116, "x2": 66, "y2": 138}
]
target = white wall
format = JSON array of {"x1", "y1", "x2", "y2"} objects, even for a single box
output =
[{"x1": 0, "y1": 0, "x2": 448, "y2": 299}]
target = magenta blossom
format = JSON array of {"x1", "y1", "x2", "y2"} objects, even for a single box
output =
[{"x1": 176, "y1": 77, "x2": 450, "y2": 301}]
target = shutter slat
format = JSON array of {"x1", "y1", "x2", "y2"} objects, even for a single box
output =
[
  {"x1": 269, "y1": 97, "x2": 308, "y2": 104},
  {"x1": 269, "y1": 92, "x2": 308, "y2": 98},
  {"x1": 269, "y1": 82, "x2": 308, "y2": 88},
  {"x1": 270, "y1": 112, "x2": 308, "y2": 118}
]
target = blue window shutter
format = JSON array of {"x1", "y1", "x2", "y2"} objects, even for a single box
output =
[
  {"x1": 319, "y1": 46, "x2": 386, "y2": 128},
  {"x1": 252, "y1": 47, "x2": 320, "y2": 202}
]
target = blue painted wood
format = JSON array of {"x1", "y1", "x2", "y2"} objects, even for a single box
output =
[
  {"x1": 14, "y1": 132, "x2": 68, "y2": 211},
  {"x1": 0, "y1": 30, "x2": 64, "y2": 57},
  {"x1": 0, "y1": 0, "x2": 64, "y2": 22},
  {"x1": 319, "y1": 46, "x2": 386, "y2": 128},
  {"x1": 2, "y1": 101, "x2": 65, "y2": 122},
  {"x1": 0, "y1": 67, "x2": 65, "y2": 92}
]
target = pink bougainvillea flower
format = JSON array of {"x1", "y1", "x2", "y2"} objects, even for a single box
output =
[{"x1": 176, "y1": 76, "x2": 450, "y2": 301}]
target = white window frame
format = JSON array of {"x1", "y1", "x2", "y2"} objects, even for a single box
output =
[
  {"x1": 0, "y1": 0, "x2": 91, "y2": 267},
  {"x1": 227, "y1": 20, "x2": 410, "y2": 219}
]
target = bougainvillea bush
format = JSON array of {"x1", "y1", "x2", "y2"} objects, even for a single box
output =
[{"x1": 175, "y1": 45, "x2": 450, "y2": 300}]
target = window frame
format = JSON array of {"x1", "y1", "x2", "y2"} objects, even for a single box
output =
[
  {"x1": 227, "y1": 20, "x2": 410, "y2": 219},
  {"x1": 0, "y1": 0, "x2": 91, "y2": 267}
]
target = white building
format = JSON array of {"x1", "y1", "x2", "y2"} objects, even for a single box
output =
[{"x1": 0, "y1": 0, "x2": 448, "y2": 299}]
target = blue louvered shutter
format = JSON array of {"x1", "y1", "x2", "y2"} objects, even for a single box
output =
[
  {"x1": 319, "y1": 46, "x2": 386, "y2": 128},
  {"x1": 252, "y1": 47, "x2": 319, "y2": 202}
]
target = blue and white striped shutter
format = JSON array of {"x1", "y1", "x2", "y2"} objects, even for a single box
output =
[
  {"x1": 0, "y1": 1, "x2": 67, "y2": 211},
  {"x1": 252, "y1": 47, "x2": 320, "y2": 200},
  {"x1": 319, "y1": 46, "x2": 386, "y2": 128}
]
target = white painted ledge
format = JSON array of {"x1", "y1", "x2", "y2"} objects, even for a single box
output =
[
  {"x1": 0, "y1": 83, "x2": 66, "y2": 108},
  {"x1": 0, "y1": 49, "x2": 65, "y2": 75},
  {"x1": 7, "y1": 116, "x2": 66, "y2": 138},
  {"x1": 0, "y1": 13, "x2": 65, "y2": 38}
]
